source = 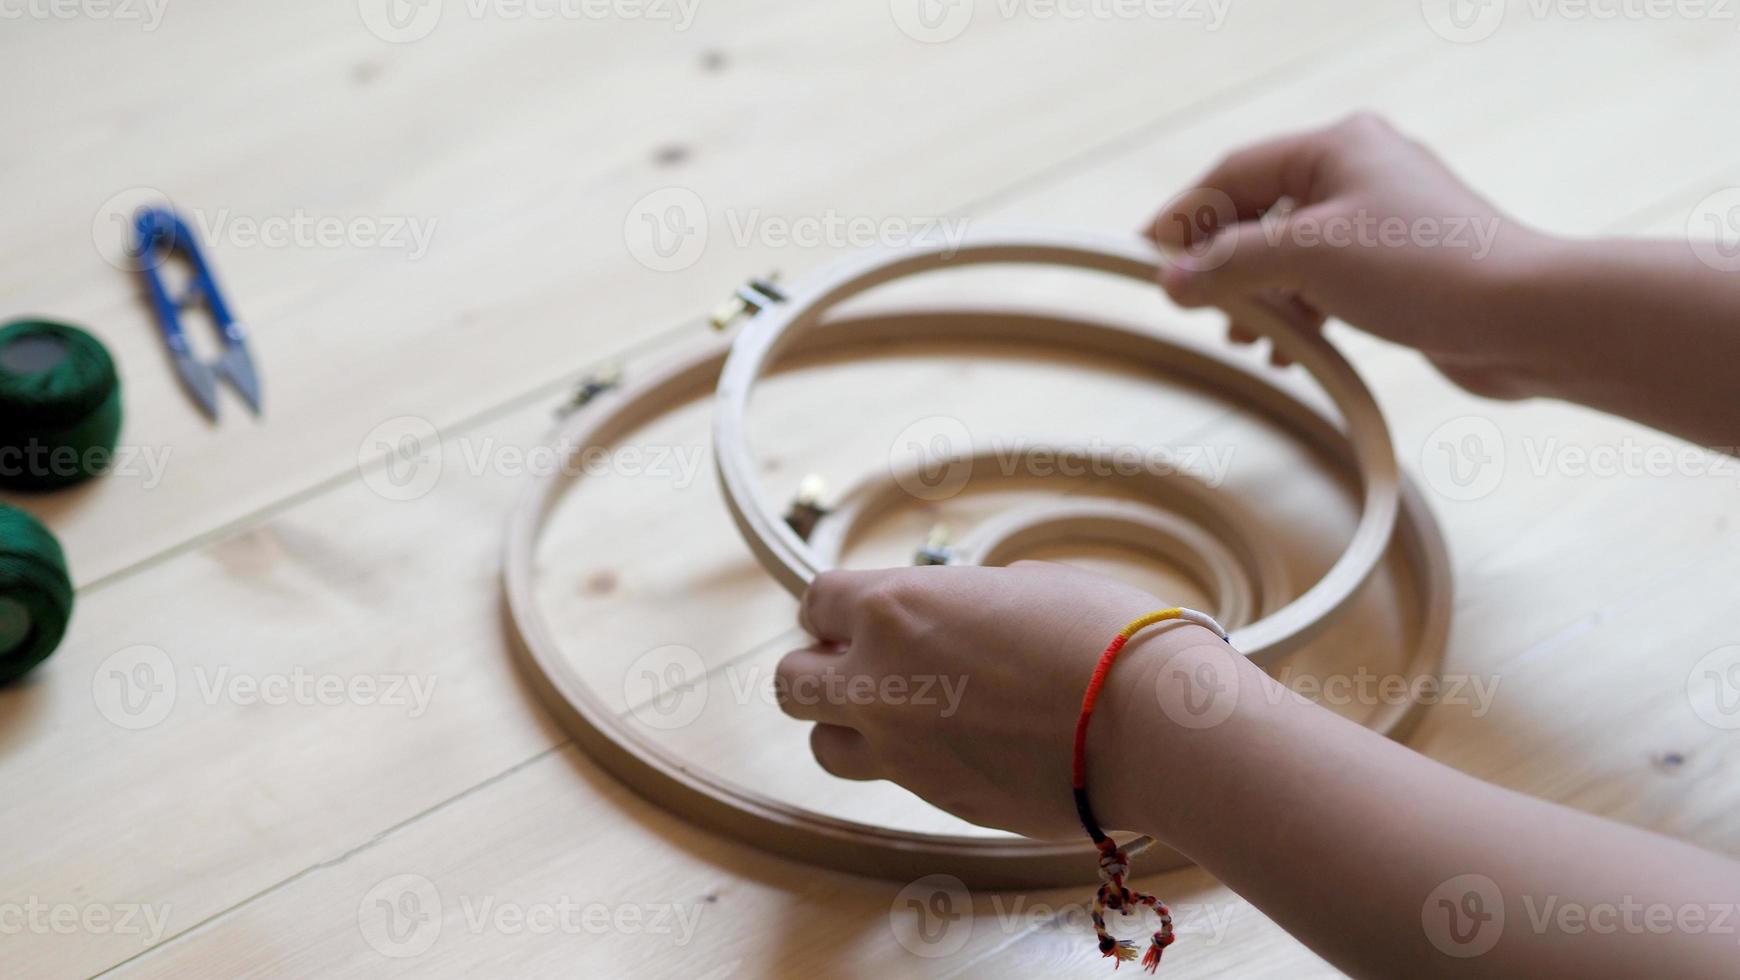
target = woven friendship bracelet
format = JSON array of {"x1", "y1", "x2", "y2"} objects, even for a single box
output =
[{"x1": 1073, "y1": 608, "x2": 1229, "y2": 972}]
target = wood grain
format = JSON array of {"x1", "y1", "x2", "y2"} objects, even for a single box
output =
[{"x1": 2, "y1": 6, "x2": 1738, "y2": 979}]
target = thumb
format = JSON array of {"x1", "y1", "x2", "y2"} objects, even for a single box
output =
[{"x1": 1160, "y1": 207, "x2": 1329, "y2": 307}]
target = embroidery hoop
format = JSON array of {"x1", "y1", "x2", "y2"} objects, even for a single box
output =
[
  {"x1": 714, "y1": 230, "x2": 1400, "y2": 662},
  {"x1": 804, "y1": 459, "x2": 1293, "y2": 634},
  {"x1": 503, "y1": 300, "x2": 1451, "y2": 888}
]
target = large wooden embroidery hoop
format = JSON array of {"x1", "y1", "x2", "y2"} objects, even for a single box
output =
[{"x1": 503, "y1": 291, "x2": 1451, "y2": 888}]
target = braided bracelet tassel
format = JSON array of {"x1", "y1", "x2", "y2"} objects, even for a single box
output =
[{"x1": 1072, "y1": 608, "x2": 1229, "y2": 973}]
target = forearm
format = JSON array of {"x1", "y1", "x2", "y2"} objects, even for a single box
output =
[
  {"x1": 1503, "y1": 238, "x2": 1740, "y2": 451},
  {"x1": 1097, "y1": 633, "x2": 1740, "y2": 978}
]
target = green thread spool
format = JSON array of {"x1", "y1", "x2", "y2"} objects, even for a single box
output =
[
  {"x1": 0, "y1": 504, "x2": 74, "y2": 684},
  {"x1": 0, "y1": 319, "x2": 123, "y2": 491}
]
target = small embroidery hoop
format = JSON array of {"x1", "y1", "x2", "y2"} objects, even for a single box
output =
[{"x1": 805, "y1": 460, "x2": 1293, "y2": 633}]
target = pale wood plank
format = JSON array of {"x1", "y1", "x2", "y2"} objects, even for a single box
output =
[
  {"x1": 0, "y1": 0, "x2": 1402, "y2": 585},
  {"x1": 6, "y1": 10, "x2": 1740, "y2": 980}
]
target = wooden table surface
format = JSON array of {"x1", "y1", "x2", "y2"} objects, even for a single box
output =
[{"x1": 5, "y1": 3, "x2": 1739, "y2": 977}]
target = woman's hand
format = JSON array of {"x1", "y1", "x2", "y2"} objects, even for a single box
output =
[
  {"x1": 775, "y1": 561, "x2": 1228, "y2": 839},
  {"x1": 1148, "y1": 112, "x2": 1558, "y2": 399}
]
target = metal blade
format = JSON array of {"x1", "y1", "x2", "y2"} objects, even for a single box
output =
[
  {"x1": 216, "y1": 342, "x2": 263, "y2": 417},
  {"x1": 173, "y1": 351, "x2": 220, "y2": 422}
]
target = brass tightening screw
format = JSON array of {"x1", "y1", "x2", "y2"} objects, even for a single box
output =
[{"x1": 784, "y1": 474, "x2": 830, "y2": 541}]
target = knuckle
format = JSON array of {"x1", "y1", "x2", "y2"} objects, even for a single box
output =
[{"x1": 857, "y1": 579, "x2": 914, "y2": 632}]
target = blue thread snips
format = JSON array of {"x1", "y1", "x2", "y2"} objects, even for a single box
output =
[{"x1": 131, "y1": 206, "x2": 263, "y2": 421}]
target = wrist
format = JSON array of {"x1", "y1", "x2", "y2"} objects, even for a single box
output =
[
  {"x1": 1082, "y1": 620, "x2": 1248, "y2": 838},
  {"x1": 1459, "y1": 228, "x2": 1580, "y2": 398}
]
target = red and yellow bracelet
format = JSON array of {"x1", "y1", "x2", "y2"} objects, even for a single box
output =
[{"x1": 1073, "y1": 607, "x2": 1230, "y2": 972}]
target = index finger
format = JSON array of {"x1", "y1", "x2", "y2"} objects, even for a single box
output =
[
  {"x1": 1144, "y1": 127, "x2": 1331, "y2": 247},
  {"x1": 798, "y1": 568, "x2": 888, "y2": 642}
]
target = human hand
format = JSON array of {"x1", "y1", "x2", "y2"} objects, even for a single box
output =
[
  {"x1": 1146, "y1": 112, "x2": 1557, "y2": 398},
  {"x1": 776, "y1": 561, "x2": 1227, "y2": 840}
]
